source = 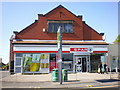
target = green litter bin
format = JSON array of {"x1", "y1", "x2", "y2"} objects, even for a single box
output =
[
  {"x1": 52, "y1": 69, "x2": 58, "y2": 81},
  {"x1": 62, "y1": 69, "x2": 68, "y2": 82}
]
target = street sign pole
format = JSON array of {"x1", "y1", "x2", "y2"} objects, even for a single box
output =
[{"x1": 57, "y1": 26, "x2": 62, "y2": 84}]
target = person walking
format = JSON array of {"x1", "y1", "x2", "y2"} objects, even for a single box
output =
[
  {"x1": 98, "y1": 62, "x2": 103, "y2": 74},
  {"x1": 104, "y1": 63, "x2": 108, "y2": 74}
]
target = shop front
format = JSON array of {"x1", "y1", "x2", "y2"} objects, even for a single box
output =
[
  {"x1": 13, "y1": 42, "x2": 108, "y2": 73},
  {"x1": 10, "y1": 5, "x2": 109, "y2": 74}
]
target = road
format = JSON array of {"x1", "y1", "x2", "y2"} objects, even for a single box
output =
[{"x1": 1, "y1": 79, "x2": 120, "y2": 89}]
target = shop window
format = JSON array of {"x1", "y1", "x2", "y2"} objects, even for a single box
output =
[
  {"x1": 112, "y1": 56, "x2": 118, "y2": 70},
  {"x1": 15, "y1": 53, "x2": 23, "y2": 57},
  {"x1": 62, "y1": 53, "x2": 73, "y2": 61},
  {"x1": 15, "y1": 53, "x2": 23, "y2": 73},
  {"x1": 62, "y1": 53, "x2": 73, "y2": 71},
  {"x1": 90, "y1": 53, "x2": 103, "y2": 73},
  {"x1": 48, "y1": 20, "x2": 73, "y2": 33},
  {"x1": 50, "y1": 54, "x2": 56, "y2": 62},
  {"x1": 50, "y1": 54, "x2": 57, "y2": 71},
  {"x1": 22, "y1": 53, "x2": 49, "y2": 73},
  {"x1": 22, "y1": 54, "x2": 41, "y2": 72},
  {"x1": 15, "y1": 58, "x2": 21, "y2": 66}
]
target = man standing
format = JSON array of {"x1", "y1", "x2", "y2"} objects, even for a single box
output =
[
  {"x1": 104, "y1": 63, "x2": 108, "y2": 73},
  {"x1": 98, "y1": 62, "x2": 103, "y2": 74}
]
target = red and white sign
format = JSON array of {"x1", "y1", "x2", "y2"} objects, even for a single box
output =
[
  {"x1": 50, "y1": 62, "x2": 56, "y2": 71},
  {"x1": 70, "y1": 48, "x2": 88, "y2": 52}
]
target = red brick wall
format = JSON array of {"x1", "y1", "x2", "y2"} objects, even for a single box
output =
[
  {"x1": 15, "y1": 6, "x2": 102, "y2": 40},
  {"x1": 9, "y1": 40, "x2": 14, "y2": 61},
  {"x1": 83, "y1": 23, "x2": 102, "y2": 40}
]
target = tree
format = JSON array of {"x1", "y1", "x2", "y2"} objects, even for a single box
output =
[{"x1": 114, "y1": 35, "x2": 120, "y2": 43}]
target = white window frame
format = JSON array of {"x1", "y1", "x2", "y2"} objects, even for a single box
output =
[{"x1": 14, "y1": 53, "x2": 23, "y2": 73}]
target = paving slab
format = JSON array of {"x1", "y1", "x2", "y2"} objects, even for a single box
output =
[{"x1": 1, "y1": 72, "x2": 120, "y2": 88}]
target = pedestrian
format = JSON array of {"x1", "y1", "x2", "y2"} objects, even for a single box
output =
[
  {"x1": 104, "y1": 63, "x2": 108, "y2": 74},
  {"x1": 98, "y1": 62, "x2": 102, "y2": 74}
]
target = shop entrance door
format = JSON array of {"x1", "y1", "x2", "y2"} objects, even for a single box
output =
[
  {"x1": 75, "y1": 56, "x2": 90, "y2": 72},
  {"x1": 82, "y1": 57, "x2": 86, "y2": 72},
  {"x1": 75, "y1": 57, "x2": 82, "y2": 72}
]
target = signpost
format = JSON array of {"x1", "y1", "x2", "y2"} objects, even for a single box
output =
[{"x1": 57, "y1": 26, "x2": 62, "y2": 84}]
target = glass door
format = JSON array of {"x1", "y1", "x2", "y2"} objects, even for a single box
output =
[
  {"x1": 82, "y1": 57, "x2": 86, "y2": 72},
  {"x1": 75, "y1": 56, "x2": 90, "y2": 72},
  {"x1": 75, "y1": 57, "x2": 82, "y2": 72}
]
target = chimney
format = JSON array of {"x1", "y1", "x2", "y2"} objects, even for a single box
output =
[
  {"x1": 38, "y1": 14, "x2": 44, "y2": 17},
  {"x1": 83, "y1": 21, "x2": 86, "y2": 24},
  {"x1": 100, "y1": 33, "x2": 105, "y2": 41},
  {"x1": 77, "y1": 15, "x2": 82, "y2": 19},
  {"x1": 100, "y1": 33, "x2": 104, "y2": 36},
  {"x1": 35, "y1": 20, "x2": 38, "y2": 22},
  {"x1": 13, "y1": 31, "x2": 19, "y2": 35}
]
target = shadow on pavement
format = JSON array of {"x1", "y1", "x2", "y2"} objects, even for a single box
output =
[{"x1": 96, "y1": 79, "x2": 120, "y2": 83}]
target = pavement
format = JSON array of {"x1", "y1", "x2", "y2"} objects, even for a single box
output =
[{"x1": 0, "y1": 71, "x2": 120, "y2": 89}]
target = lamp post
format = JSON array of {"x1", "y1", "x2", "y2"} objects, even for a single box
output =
[{"x1": 57, "y1": 26, "x2": 62, "y2": 84}]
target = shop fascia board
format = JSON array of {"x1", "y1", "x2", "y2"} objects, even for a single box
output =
[{"x1": 13, "y1": 40, "x2": 108, "y2": 45}]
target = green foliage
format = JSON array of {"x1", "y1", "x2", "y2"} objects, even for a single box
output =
[
  {"x1": 114, "y1": 35, "x2": 120, "y2": 42},
  {"x1": 2, "y1": 64, "x2": 9, "y2": 69}
]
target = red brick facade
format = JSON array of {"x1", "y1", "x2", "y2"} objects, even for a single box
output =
[{"x1": 15, "y1": 5, "x2": 103, "y2": 40}]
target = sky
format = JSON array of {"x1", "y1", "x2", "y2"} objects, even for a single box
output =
[{"x1": 1, "y1": 1, "x2": 118, "y2": 64}]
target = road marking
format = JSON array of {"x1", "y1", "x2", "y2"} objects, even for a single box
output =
[
  {"x1": 91, "y1": 85, "x2": 120, "y2": 88},
  {"x1": 86, "y1": 85, "x2": 93, "y2": 87}
]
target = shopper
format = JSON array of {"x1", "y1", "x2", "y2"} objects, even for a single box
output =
[
  {"x1": 104, "y1": 63, "x2": 108, "y2": 74},
  {"x1": 98, "y1": 62, "x2": 103, "y2": 74}
]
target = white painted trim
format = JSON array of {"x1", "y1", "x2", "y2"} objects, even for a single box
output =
[{"x1": 13, "y1": 39, "x2": 105, "y2": 42}]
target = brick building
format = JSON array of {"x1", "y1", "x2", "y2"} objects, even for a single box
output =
[{"x1": 10, "y1": 5, "x2": 108, "y2": 73}]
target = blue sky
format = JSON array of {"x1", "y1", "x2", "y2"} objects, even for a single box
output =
[{"x1": 1, "y1": 2, "x2": 118, "y2": 64}]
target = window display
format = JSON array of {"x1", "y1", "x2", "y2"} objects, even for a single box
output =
[
  {"x1": 22, "y1": 53, "x2": 49, "y2": 73},
  {"x1": 62, "y1": 53, "x2": 73, "y2": 71}
]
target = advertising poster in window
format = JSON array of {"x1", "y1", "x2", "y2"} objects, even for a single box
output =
[
  {"x1": 50, "y1": 54, "x2": 58, "y2": 71},
  {"x1": 23, "y1": 53, "x2": 49, "y2": 73},
  {"x1": 39, "y1": 54, "x2": 49, "y2": 73}
]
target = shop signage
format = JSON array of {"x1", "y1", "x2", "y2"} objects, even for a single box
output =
[{"x1": 70, "y1": 48, "x2": 88, "y2": 52}]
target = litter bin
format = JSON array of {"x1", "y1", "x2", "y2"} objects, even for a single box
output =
[
  {"x1": 62, "y1": 69, "x2": 68, "y2": 81},
  {"x1": 52, "y1": 69, "x2": 58, "y2": 81}
]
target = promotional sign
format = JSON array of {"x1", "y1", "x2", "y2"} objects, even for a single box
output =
[
  {"x1": 50, "y1": 54, "x2": 58, "y2": 71},
  {"x1": 40, "y1": 54, "x2": 49, "y2": 73},
  {"x1": 23, "y1": 53, "x2": 49, "y2": 73},
  {"x1": 23, "y1": 54, "x2": 41, "y2": 72},
  {"x1": 50, "y1": 62, "x2": 56, "y2": 71}
]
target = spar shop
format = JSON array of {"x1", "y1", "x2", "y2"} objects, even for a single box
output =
[{"x1": 9, "y1": 5, "x2": 108, "y2": 74}]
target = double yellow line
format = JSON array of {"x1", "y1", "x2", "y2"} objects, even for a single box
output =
[{"x1": 89, "y1": 85, "x2": 120, "y2": 88}]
